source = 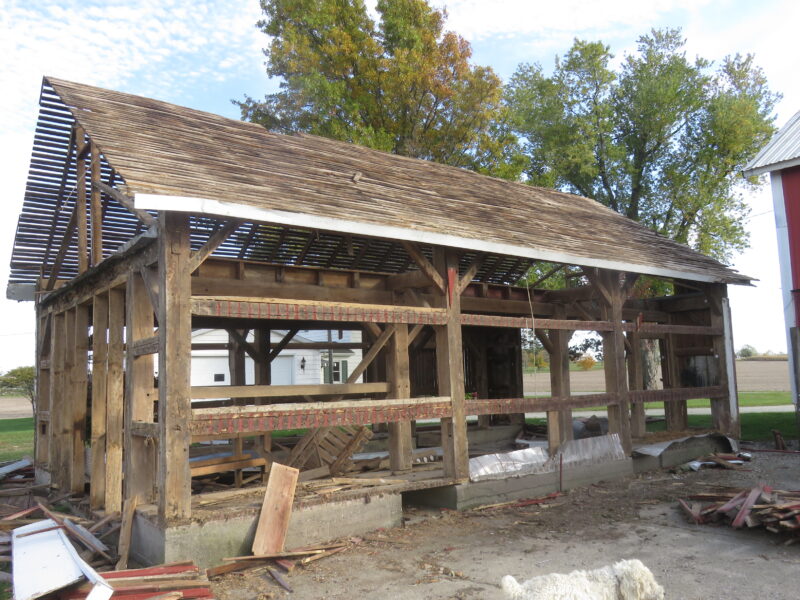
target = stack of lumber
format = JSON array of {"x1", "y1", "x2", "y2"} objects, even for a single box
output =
[
  {"x1": 679, "y1": 484, "x2": 800, "y2": 543},
  {"x1": 288, "y1": 426, "x2": 373, "y2": 477},
  {"x1": 295, "y1": 477, "x2": 398, "y2": 500}
]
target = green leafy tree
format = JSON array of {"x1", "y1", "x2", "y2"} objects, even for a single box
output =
[
  {"x1": 737, "y1": 344, "x2": 758, "y2": 359},
  {"x1": 505, "y1": 28, "x2": 779, "y2": 262},
  {"x1": 0, "y1": 366, "x2": 35, "y2": 406},
  {"x1": 238, "y1": 0, "x2": 524, "y2": 178}
]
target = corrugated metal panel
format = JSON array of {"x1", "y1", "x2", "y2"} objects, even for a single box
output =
[
  {"x1": 744, "y1": 110, "x2": 800, "y2": 176},
  {"x1": 9, "y1": 76, "x2": 751, "y2": 286}
]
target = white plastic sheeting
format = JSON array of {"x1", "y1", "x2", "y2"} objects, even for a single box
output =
[{"x1": 469, "y1": 434, "x2": 626, "y2": 482}]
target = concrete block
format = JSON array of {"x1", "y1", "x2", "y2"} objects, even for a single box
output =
[{"x1": 130, "y1": 494, "x2": 402, "y2": 568}]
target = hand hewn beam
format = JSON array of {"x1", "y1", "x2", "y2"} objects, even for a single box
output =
[
  {"x1": 458, "y1": 254, "x2": 486, "y2": 295},
  {"x1": 267, "y1": 328, "x2": 299, "y2": 362},
  {"x1": 97, "y1": 182, "x2": 156, "y2": 228},
  {"x1": 400, "y1": 242, "x2": 445, "y2": 294},
  {"x1": 189, "y1": 220, "x2": 244, "y2": 273}
]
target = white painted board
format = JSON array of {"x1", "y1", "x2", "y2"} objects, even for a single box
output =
[{"x1": 12, "y1": 519, "x2": 113, "y2": 600}]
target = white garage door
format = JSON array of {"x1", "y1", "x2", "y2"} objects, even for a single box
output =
[{"x1": 271, "y1": 356, "x2": 294, "y2": 385}]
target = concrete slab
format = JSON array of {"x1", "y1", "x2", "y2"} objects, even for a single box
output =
[
  {"x1": 404, "y1": 458, "x2": 633, "y2": 510},
  {"x1": 130, "y1": 493, "x2": 403, "y2": 568}
]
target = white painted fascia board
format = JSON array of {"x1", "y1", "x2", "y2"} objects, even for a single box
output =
[{"x1": 135, "y1": 193, "x2": 745, "y2": 285}]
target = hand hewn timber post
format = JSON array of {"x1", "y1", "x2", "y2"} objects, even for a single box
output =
[
  {"x1": 596, "y1": 270, "x2": 632, "y2": 454},
  {"x1": 546, "y1": 305, "x2": 573, "y2": 454},
  {"x1": 254, "y1": 328, "x2": 272, "y2": 477},
  {"x1": 106, "y1": 287, "x2": 125, "y2": 513},
  {"x1": 387, "y1": 323, "x2": 412, "y2": 472},
  {"x1": 158, "y1": 211, "x2": 192, "y2": 522},
  {"x1": 627, "y1": 330, "x2": 646, "y2": 438},
  {"x1": 35, "y1": 311, "x2": 52, "y2": 477},
  {"x1": 705, "y1": 283, "x2": 740, "y2": 437},
  {"x1": 434, "y1": 248, "x2": 469, "y2": 480},
  {"x1": 662, "y1": 314, "x2": 688, "y2": 431},
  {"x1": 67, "y1": 304, "x2": 89, "y2": 493},
  {"x1": 49, "y1": 311, "x2": 66, "y2": 487},
  {"x1": 90, "y1": 293, "x2": 109, "y2": 510},
  {"x1": 124, "y1": 272, "x2": 157, "y2": 503},
  {"x1": 228, "y1": 330, "x2": 247, "y2": 487}
]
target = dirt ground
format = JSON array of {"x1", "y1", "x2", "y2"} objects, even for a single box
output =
[
  {"x1": 213, "y1": 449, "x2": 800, "y2": 599},
  {"x1": 524, "y1": 359, "x2": 791, "y2": 394}
]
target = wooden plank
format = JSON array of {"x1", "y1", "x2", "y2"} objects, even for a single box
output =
[
  {"x1": 252, "y1": 464, "x2": 299, "y2": 555},
  {"x1": 90, "y1": 142, "x2": 103, "y2": 266},
  {"x1": 387, "y1": 324, "x2": 412, "y2": 472},
  {"x1": 190, "y1": 457, "x2": 266, "y2": 478},
  {"x1": 191, "y1": 382, "x2": 389, "y2": 400},
  {"x1": 157, "y1": 211, "x2": 193, "y2": 522},
  {"x1": 90, "y1": 293, "x2": 109, "y2": 510},
  {"x1": 105, "y1": 287, "x2": 125, "y2": 513},
  {"x1": 35, "y1": 313, "x2": 52, "y2": 471},
  {"x1": 131, "y1": 335, "x2": 159, "y2": 357},
  {"x1": 662, "y1": 313, "x2": 688, "y2": 432},
  {"x1": 435, "y1": 249, "x2": 468, "y2": 480},
  {"x1": 116, "y1": 495, "x2": 139, "y2": 570}
]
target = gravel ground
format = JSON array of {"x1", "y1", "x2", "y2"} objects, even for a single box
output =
[{"x1": 213, "y1": 448, "x2": 800, "y2": 600}]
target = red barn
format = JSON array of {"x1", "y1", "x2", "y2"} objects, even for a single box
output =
[{"x1": 744, "y1": 112, "x2": 800, "y2": 407}]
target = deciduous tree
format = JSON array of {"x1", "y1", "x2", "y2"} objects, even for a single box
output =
[
  {"x1": 505, "y1": 28, "x2": 779, "y2": 262},
  {"x1": 238, "y1": 0, "x2": 523, "y2": 178}
]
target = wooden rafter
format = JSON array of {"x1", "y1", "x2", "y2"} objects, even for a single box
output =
[
  {"x1": 97, "y1": 182, "x2": 156, "y2": 228},
  {"x1": 90, "y1": 142, "x2": 103, "y2": 266},
  {"x1": 458, "y1": 254, "x2": 486, "y2": 294},
  {"x1": 400, "y1": 242, "x2": 445, "y2": 293},
  {"x1": 42, "y1": 126, "x2": 76, "y2": 269},
  {"x1": 188, "y1": 220, "x2": 243, "y2": 273}
]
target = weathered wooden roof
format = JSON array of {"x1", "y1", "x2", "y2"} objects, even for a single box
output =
[{"x1": 9, "y1": 76, "x2": 751, "y2": 286}]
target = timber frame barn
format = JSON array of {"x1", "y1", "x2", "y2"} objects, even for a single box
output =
[{"x1": 10, "y1": 78, "x2": 747, "y2": 538}]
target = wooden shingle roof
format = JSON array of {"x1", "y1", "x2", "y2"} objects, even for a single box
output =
[{"x1": 9, "y1": 77, "x2": 751, "y2": 286}]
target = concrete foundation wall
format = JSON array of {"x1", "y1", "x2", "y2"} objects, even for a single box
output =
[
  {"x1": 405, "y1": 459, "x2": 633, "y2": 510},
  {"x1": 130, "y1": 493, "x2": 403, "y2": 568}
]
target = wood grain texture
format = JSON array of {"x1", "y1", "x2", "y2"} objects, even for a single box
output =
[{"x1": 252, "y1": 464, "x2": 299, "y2": 555}]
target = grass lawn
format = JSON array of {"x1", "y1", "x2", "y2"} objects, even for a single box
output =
[
  {"x1": 528, "y1": 411, "x2": 797, "y2": 441},
  {"x1": 0, "y1": 417, "x2": 33, "y2": 462},
  {"x1": 555, "y1": 391, "x2": 793, "y2": 412}
]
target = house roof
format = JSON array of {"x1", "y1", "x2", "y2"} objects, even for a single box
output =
[
  {"x1": 9, "y1": 76, "x2": 752, "y2": 287},
  {"x1": 743, "y1": 110, "x2": 800, "y2": 177}
]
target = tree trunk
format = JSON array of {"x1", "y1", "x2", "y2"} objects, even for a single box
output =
[{"x1": 641, "y1": 338, "x2": 662, "y2": 390}]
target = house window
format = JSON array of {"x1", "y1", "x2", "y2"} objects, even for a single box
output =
[
  {"x1": 214, "y1": 373, "x2": 225, "y2": 382},
  {"x1": 323, "y1": 360, "x2": 348, "y2": 383}
]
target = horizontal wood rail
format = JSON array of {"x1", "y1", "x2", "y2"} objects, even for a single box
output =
[
  {"x1": 190, "y1": 396, "x2": 451, "y2": 436},
  {"x1": 628, "y1": 386, "x2": 725, "y2": 403},
  {"x1": 190, "y1": 456, "x2": 266, "y2": 477},
  {"x1": 191, "y1": 296, "x2": 447, "y2": 325},
  {"x1": 190, "y1": 382, "x2": 390, "y2": 400},
  {"x1": 465, "y1": 386, "x2": 725, "y2": 415},
  {"x1": 460, "y1": 314, "x2": 722, "y2": 336}
]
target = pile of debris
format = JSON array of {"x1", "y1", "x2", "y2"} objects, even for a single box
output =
[
  {"x1": 679, "y1": 484, "x2": 800, "y2": 543},
  {"x1": 0, "y1": 457, "x2": 213, "y2": 599},
  {"x1": 683, "y1": 452, "x2": 752, "y2": 471}
]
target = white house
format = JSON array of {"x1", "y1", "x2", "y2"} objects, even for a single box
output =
[{"x1": 189, "y1": 329, "x2": 363, "y2": 387}]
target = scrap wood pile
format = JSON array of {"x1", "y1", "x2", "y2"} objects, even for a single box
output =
[
  {"x1": 205, "y1": 463, "x2": 349, "y2": 594},
  {"x1": 685, "y1": 452, "x2": 752, "y2": 471},
  {"x1": 0, "y1": 458, "x2": 214, "y2": 599},
  {"x1": 679, "y1": 483, "x2": 800, "y2": 543}
]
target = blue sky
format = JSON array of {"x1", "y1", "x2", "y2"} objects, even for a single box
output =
[{"x1": 1, "y1": 0, "x2": 798, "y2": 370}]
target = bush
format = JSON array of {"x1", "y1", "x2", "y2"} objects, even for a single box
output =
[{"x1": 576, "y1": 356, "x2": 596, "y2": 371}]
